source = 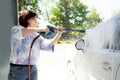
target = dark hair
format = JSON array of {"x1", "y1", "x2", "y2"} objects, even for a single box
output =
[{"x1": 19, "y1": 10, "x2": 37, "y2": 28}]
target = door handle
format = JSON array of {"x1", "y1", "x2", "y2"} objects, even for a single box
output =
[{"x1": 99, "y1": 62, "x2": 111, "y2": 70}]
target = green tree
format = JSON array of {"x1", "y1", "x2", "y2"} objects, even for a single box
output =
[
  {"x1": 38, "y1": 0, "x2": 56, "y2": 21},
  {"x1": 50, "y1": 0, "x2": 89, "y2": 29},
  {"x1": 48, "y1": 0, "x2": 102, "y2": 40},
  {"x1": 68, "y1": 0, "x2": 89, "y2": 28},
  {"x1": 49, "y1": 0, "x2": 67, "y2": 27},
  {"x1": 85, "y1": 8, "x2": 102, "y2": 29},
  {"x1": 18, "y1": 0, "x2": 41, "y2": 14},
  {"x1": 49, "y1": 0, "x2": 102, "y2": 30}
]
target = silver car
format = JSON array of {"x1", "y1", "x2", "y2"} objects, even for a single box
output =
[{"x1": 67, "y1": 15, "x2": 120, "y2": 80}]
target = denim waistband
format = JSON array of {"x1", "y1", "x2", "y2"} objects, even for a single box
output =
[{"x1": 10, "y1": 63, "x2": 35, "y2": 67}]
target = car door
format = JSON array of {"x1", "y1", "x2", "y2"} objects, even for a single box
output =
[
  {"x1": 115, "y1": 65, "x2": 120, "y2": 80},
  {"x1": 73, "y1": 48, "x2": 120, "y2": 80},
  {"x1": 85, "y1": 48, "x2": 120, "y2": 80},
  {"x1": 85, "y1": 48, "x2": 112, "y2": 80},
  {"x1": 113, "y1": 50, "x2": 120, "y2": 80}
]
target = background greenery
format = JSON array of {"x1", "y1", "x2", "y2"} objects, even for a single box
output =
[{"x1": 18, "y1": 0, "x2": 104, "y2": 42}]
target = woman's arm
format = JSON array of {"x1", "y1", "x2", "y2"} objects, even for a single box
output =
[
  {"x1": 21, "y1": 27, "x2": 49, "y2": 36},
  {"x1": 21, "y1": 28, "x2": 44, "y2": 35},
  {"x1": 51, "y1": 26, "x2": 64, "y2": 45},
  {"x1": 38, "y1": 26, "x2": 64, "y2": 51}
]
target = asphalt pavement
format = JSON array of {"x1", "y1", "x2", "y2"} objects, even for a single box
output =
[{"x1": 37, "y1": 43, "x2": 76, "y2": 80}]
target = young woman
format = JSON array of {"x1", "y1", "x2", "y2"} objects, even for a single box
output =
[{"x1": 8, "y1": 10, "x2": 64, "y2": 80}]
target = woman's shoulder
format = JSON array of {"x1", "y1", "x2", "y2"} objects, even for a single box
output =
[{"x1": 11, "y1": 25, "x2": 23, "y2": 29}]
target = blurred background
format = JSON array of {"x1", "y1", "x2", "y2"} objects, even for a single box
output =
[{"x1": 0, "y1": 0, "x2": 120, "y2": 80}]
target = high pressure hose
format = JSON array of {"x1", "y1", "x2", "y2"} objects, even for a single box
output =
[{"x1": 28, "y1": 35, "x2": 40, "y2": 80}]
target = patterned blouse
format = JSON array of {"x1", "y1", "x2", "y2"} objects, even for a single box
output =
[{"x1": 10, "y1": 26, "x2": 54, "y2": 65}]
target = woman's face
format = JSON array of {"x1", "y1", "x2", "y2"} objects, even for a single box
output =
[{"x1": 28, "y1": 17, "x2": 37, "y2": 28}]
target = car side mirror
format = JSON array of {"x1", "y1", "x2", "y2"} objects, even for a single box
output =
[{"x1": 75, "y1": 39, "x2": 85, "y2": 50}]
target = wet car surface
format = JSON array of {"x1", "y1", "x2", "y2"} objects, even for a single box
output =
[{"x1": 67, "y1": 15, "x2": 120, "y2": 80}]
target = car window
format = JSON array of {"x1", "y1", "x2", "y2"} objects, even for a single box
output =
[
  {"x1": 83, "y1": 15, "x2": 120, "y2": 50},
  {"x1": 111, "y1": 17, "x2": 120, "y2": 50}
]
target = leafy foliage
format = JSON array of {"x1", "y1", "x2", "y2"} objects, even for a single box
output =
[
  {"x1": 85, "y1": 8, "x2": 102, "y2": 29},
  {"x1": 18, "y1": 0, "x2": 103, "y2": 40},
  {"x1": 18, "y1": 0, "x2": 41, "y2": 14},
  {"x1": 49, "y1": 0, "x2": 102, "y2": 30}
]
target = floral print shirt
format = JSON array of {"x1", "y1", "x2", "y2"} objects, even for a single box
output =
[{"x1": 10, "y1": 26, "x2": 54, "y2": 65}]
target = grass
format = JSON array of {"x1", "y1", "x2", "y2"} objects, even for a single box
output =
[{"x1": 57, "y1": 39, "x2": 75, "y2": 44}]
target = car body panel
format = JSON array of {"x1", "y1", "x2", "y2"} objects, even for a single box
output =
[
  {"x1": 68, "y1": 15, "x2": 120, "y2": 80},
  {"x1": 73, "y1": 48, "x2": 120, "y2": 80}
]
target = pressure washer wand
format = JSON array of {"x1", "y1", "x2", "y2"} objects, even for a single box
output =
[
  {"x1": 63, "y1": 28, "x2": 85, "y2": 33},
  {"x1": 47, "y1": 25, "x2": 86, "y2": 33},
  {"x1": 39, "y1": 25, "x2": 86, "y2": 39}
]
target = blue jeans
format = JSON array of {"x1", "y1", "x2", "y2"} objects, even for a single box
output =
[{"x1": 8, "y1": 64, "x2": 38, "y2": 80}]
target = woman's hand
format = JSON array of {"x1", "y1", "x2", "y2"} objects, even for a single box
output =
[
  {"x1": 56, "y1": 26, "x2": 64, "y2": 35},
  {"x1": 51, "y1": 26, "x2": 64, "y2": 45}
]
